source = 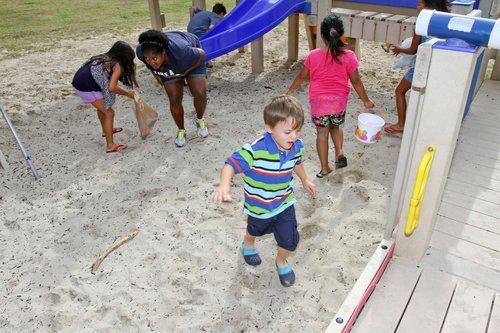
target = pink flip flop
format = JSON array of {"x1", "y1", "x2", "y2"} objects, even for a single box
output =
[
  {"x1": 106, "y1": 144, "x2": 127, "y2": 153},
  {"x1": 102, "y1": 128, "x2": 123, "y2": 137}
]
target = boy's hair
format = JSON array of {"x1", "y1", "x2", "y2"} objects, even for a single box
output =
[
  {"x1": 139, "y1": 29, "x2": 169, "y2": 55},
  {"x1": 212, "y1": 3, "x2": 227, "y2": 15},
  {"x1": 264, "y1": 95, "x2": 304, "y2": 130},
  {"x1": 320, "y1": 14, "x2": 346, "y2": 63},
  {"x1": 423, "y1": 0, "x2": 451, "y2": 12}
]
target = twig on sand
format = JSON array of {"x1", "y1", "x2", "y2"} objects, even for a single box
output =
[{"x1": 91, "y1": 229, "x2": 140, "y2": 274}]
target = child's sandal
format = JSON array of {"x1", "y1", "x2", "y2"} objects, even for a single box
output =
[
  {"x1": 241, "y1": 242, "x2": 261, "y2": 266},
  {"x1": 276, "y1": 261, "x2": 295, "y2": 287},
  {"x1": 335, "y1": 155, "x2": 347, "y2": 169}
]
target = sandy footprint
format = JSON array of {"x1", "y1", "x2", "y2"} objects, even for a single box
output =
[
  {"x1": 340, "y1": 183, "x2": 371, "y2": 213},
  {"x1": 138, "y1": 188, "x2": 162, "y2": 201},
  {"x1": 331, "y1": 169, "x2": 364, "y2": 184},
  {"x1": 300, "y1": 223, "x2": 324, "y2": 241}
]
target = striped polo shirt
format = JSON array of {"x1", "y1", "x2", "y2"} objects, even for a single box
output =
[{"x1": 226, "y1": 132, "x2": 304, "y2": 219}]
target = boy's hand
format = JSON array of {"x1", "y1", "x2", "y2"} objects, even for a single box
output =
[
  {"x1": 303, "y1": 179, "x2": 317, "y2": 199},
  {"x1": 391, "y1": 45, "x2": 401, "y2": 56},
  {"x1": 210, "y1": 186, "x2": 233, "y2": 204}
]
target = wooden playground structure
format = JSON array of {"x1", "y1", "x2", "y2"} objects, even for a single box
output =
[
  {"x1": 144, "y1": 1, "x2": 500, "y2": 331},
  {"x1": 146, "y1": 0, "x2": 499, "y2": 77},
  {"x1": 324, "y1": 4, "x2": 500, "y2": 332}
]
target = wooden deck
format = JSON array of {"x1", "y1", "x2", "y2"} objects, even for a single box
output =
[{"x1": 348, "y1": 80, "x2": 500, "y2": 332}]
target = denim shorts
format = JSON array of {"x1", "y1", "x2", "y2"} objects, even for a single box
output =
[
  {"x1": 247, "y1": 205, "x2": 299, "y2": 251},
  {"x1": 160, "y1": 62, "x2": 207, "y2": 84},
  {"x1": 404, "y1": 66, "x2": 415, "y2": 82},
  {"x1": 312, "y1": 109, "x2": 346, "y2": 127},
  {"x1": 74, "y1": 89, "x2": 103, "y2": 104}
]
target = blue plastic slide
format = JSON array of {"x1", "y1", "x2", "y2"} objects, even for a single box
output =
[{"x1": 200, "y1": 0, "x2": 312, "y2": 61}]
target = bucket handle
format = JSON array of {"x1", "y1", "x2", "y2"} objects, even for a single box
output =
[{"x1": 356, "y1": 106, "x2": 386, "y2": 123}]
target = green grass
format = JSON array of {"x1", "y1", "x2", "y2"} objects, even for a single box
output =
[{"x1": 0, "y1": 0, "x2": 234, "y2": 59}]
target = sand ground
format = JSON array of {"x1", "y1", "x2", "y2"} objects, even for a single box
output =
[{"x1": 0, "y1": 23, "x2": 404, "y2": 332}]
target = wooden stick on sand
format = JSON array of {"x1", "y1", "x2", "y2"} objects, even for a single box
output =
[{"x1": 91, "y1": 228, "x2": 140, "y2": 274}]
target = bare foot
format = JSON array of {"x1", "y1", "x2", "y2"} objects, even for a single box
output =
[{"x1": 384, "y1": 124, "x2": 404, "y2": 134}]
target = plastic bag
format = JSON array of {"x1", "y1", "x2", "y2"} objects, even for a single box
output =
[
  {"x1": 133, "y1": 92, "x2": 159, "y2": 139},
  {"x1": 392, "y1": 37, "x2": 415, "y2": 70}
]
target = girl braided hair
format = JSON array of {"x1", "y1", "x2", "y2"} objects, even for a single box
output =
[
  {"x1": 86, "y1": 40, "x2": 138, "y2": 88},
  {"x1": 320, "y1": 14, "x2": 346, "y2": 63}
]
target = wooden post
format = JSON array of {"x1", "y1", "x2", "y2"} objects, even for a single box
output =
[
  {"x1": 302, "y1": 14, "x2": 316, "y2": 50},
  {"x1": 192, "y1": 0, "x2": 206, "y2": 10},
  {"x1": 148, "y1": 0, "x2": 163, "y2": 31},
  {"x1": 316, "y1": 0, "x2": 332, "y2": 49},
  {"x1": 345, "y1": 37, "x2": 361, "y2": 59},
  {"x1": 251, "y1": 38, "x2": 264, "y2": 73},
  {"x1": 236, "y1": 0, "x2": 248, "y2": 53},
  {"x1": 288, "y1": 13, "x2": 300, "y2": 62}
]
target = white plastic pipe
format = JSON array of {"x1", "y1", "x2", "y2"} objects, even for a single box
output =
[{"x1": 416, "y1": 9, "x2": 500, "y2": 49}]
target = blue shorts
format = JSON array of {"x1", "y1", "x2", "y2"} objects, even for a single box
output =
[
  {"x1": 160, "y1": 62, "x2": 207, "y2": 85},
  {"x1": 404, "y1": 66, "x2": 415, "y2": 82},
  {"x1": 246, "y1": 205, "x2": 299, "y2": 251}
]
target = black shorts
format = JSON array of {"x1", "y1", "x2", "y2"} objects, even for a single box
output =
[{"x1": 247, "y1": 205, "x2": 299, "y2": 251}]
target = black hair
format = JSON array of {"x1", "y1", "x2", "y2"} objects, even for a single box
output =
[
  {"x1": 138, "y1": 29, "x2": 169, "y2": 55},
  {"x1": 86, "y1": 41, "x2": 138, "y2": 88},
  {"x1": 212, "y1": 3, "x2": 227, "y2": 15},
  {"x1": 320, "y1": 14, "x2": 346, "y2": 63},
  {"x1": 422, "y1": 0, "x2": 451, "y2": 12}
]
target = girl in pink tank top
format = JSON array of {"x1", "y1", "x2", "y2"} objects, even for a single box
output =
[{"x1": 287, "y1": 14, "x2": 374, "y2": 178}]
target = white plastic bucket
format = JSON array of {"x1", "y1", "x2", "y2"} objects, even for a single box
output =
[{"x1": 355, "y1": 113, "x2": 385, "y2": 144}]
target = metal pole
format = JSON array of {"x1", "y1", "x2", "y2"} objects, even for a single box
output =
[{"x1": 0, "y1": 103, "x2": 40, "y2": 180}]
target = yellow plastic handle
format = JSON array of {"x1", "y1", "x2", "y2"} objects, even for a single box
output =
[{"x1": 405, "y1": 144, "x2": 436, "y2": 236}]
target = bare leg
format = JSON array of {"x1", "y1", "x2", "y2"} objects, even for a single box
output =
[
  {"x1": 163, "y1": 80, "x2": 185, "y2": 129},
  {"x1": 186, "y1": 76, "x2": 207, "y2": 119},
  {"x1": 243, "y1": 232, "x2": 256, "y2": 249},
  {"x1": 92, "y1": 100, "x2": 116, "y2": 150},
  {"x1": 386, "y1": 76, "x2": 411, "y2": 133},
  {"x1": 276, "y1": 246, "x2": 290, "y2": 268},
  {"x1": 316, "y1": 126, "x2": 332, "y2": 175},
  {"x1": 395, "y1": 77, "x2": 411, "y2": 127},
  {"x1": 330, "y1": 124, "x2": 344, "y2": 159}
]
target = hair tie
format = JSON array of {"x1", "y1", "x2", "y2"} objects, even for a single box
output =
[
  {"x1": 140, "y1": 41, "x2": 164, "y2": 47},
  {"x1": 330, "y1": 28, "x2": 336, "y2": 36}
]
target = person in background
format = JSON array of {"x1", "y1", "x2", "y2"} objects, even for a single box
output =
[
  {"x1": 72, "y1": 41, "x2": 137, "y2": 153},
  {"x1": 287, "y1": 14, "x2": 374, "y2": 178},
  {"x1": 384, "y1": 0, "x2": 451, "y2": 134},
  {"x1": 136, "y1": 29, "x2": 208, "y2": 147},
  {"x1": 188, "y1": 3, "x2": 227, "y2": 38}
]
